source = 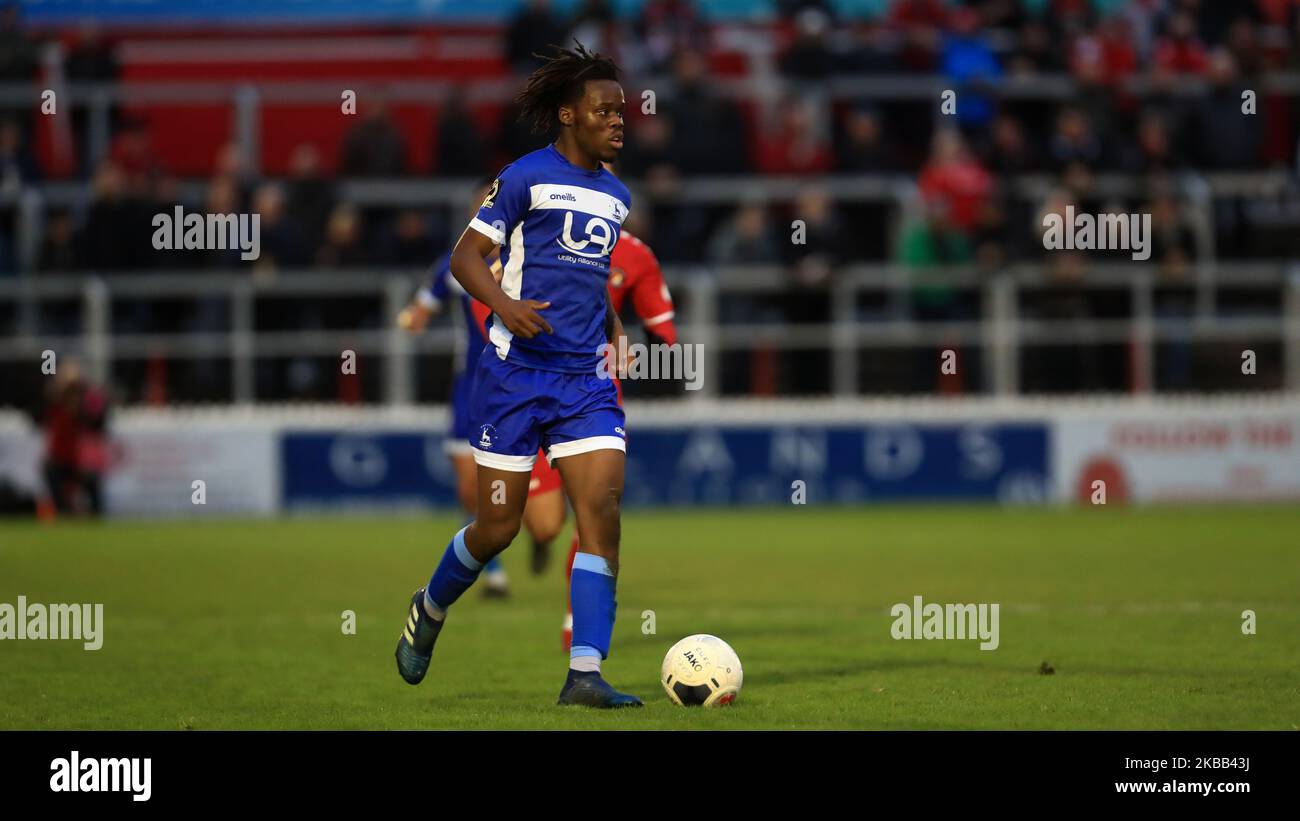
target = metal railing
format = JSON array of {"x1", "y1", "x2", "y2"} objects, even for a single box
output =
[
  {"x1": 2, "y1": 262, "x2": 1297, "y2": 403},
  {"x1": 6, "y1": 166, "x2": 1295, "y2": 278}
]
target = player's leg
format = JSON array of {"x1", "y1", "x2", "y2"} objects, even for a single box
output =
[
  {"x1": 396, "y1": 351, "x2": 537, "y2": 685},
  {"x1": 552, "y1": 446, "x2": 640, "y2": 707},
  {"x1": 557, "y1": 447, "x2": 622, "y2": 571},
  {"x1": 448, "y1": 381, "x2": 510, "y2": 596},
  {"x1": 395, "y1": 464, "x2": 531, "y2": 685},
  {"x1": 561, "y1": 525, "x2": 580, "y2": 651},
  {"x1": 522, "y1": 450, "x2": 566, "y2": 574},
  {"x1": 561, "y1": 377, "x2": 618, "y2": 650},
  {"x1": 450, "y1": 451, "x2": 509, "y2": 597},
  {"x1": 461, "y1": 464, "x2": 532, "y2": 564}
]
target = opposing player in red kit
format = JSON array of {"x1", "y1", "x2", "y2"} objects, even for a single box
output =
[{"x1": 560, "y1": 226, "x2": 677, "y2": 650}]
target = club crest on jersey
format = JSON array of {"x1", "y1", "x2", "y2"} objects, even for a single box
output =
[
  {"x1": 609, "y1": 268, "x2": 625, "y2": 288},
  {"x1": 481, "y1": 179, "x2": 500, "y2": 209},
  {"x1": 559, "y1": 212, "x2": 616, "y2": 259}
]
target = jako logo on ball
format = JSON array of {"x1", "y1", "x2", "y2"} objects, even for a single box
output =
[{"x1": 661, "y1": 635, "x2": 743, "y2": 707}]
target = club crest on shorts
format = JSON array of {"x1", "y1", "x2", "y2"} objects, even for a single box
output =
[{"x1": 478, "y1": 424, "x2": 497, "y2": 450}]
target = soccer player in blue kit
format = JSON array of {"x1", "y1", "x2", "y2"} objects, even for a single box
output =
[
  {"x1": 399, "y1": 180, "x2": 571, "y2": 594},
  {"x1": 395, "y1": 42, "x2": 641, "y2": 707}
]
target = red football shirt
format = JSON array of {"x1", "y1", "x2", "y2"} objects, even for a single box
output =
[{"x1": 608, "y1": 230, "x2": 677, "y2": 345}]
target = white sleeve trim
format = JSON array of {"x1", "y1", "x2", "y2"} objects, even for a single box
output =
[
  {"x1": 641, "y1": 310, "x2": 675, "y2": 327},
  {"x1": 469, "y1": 217, "x2": 506, "y2": 245}
]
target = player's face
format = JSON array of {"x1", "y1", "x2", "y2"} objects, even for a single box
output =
[{"x1": 573, "y1": 80, "x2": 625, "y2": 163}]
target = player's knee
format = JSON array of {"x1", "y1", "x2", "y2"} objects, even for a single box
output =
[
  {"x1": 576, "y1": 481, "x2": 619, "y2": 511},
  {"x1": 574, "y1": 487, "x2": 620, "y2": 531},
  {"x1": 474, "y1": 509, "x2": 522, "y2": 553},
  {"x1": 599, "y1": 485, "x2": 622, "y2": 523}
]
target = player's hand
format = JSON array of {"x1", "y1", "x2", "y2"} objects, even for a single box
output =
[
  {"x1": 610, "y1": 314, "x2": 632, "y2": 378},
  {"x1": 397, "y1": 303, "x2": 432, "y2": 334},
  {"x1": 497, "y1": 298, "x2": 552, "y2": 338},
  {"x1": 603, "y1": 335, "x2": 635, "y2": 379}
]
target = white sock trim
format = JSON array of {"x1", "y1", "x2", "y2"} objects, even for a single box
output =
[
  {"x1": 421, "y1": 592, "x2": 446, "y2": 622},
  {"x1": 569, "y1": 655, "x2": 601, "y2": 673}
]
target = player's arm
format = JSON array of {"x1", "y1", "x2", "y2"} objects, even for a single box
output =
[
  {"x1": 397, "y1": 262, "x2": 449, "y2": 333},
  {"x1": 452, "y1": 169, "x2": 551, "y2": 338},
  {"x1": 605, "y1": 289, "x2": 630, "y2": 378},
  {"x1": 396, "y1": 298, "x2": 436, "y2": 333},
  {"x1": 605, "y1": 294, "x2": 618, "y2": 342},
  {"x1": 449, "y1": 229, "x2": 552, "y2": 338},
  {"x1": 627, "y1": 243, "x2": 678, "y2": 346}
]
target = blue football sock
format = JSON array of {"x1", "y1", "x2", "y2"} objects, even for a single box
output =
[
  {"x1": 424, "y1": 526, "x2": 482, "y2": 616},
  {"x1": 570, "y1": 551, "x2": 616, "y2": 667}
]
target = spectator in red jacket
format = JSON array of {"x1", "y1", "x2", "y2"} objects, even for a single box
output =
[
  {"x1": 1154, "y1": 10, "x2": 1209, "y2": 76},
  {"x1": 42, "y1": 361, "x2": 109, "y2": 516},
  {"x1": 1072, "y1": 15, "x2": 1140, "y2": 88},
  {"x1": 918, "y1": 128, "x2": 992, "y2": 234},
  {"x1": 756, "y1": 95, "x2": 832, "y2": 175}
]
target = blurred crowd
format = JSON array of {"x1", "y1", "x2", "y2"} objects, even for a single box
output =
[{"x1": 1, "y1": 0, "x2": 1298, "y2": 398}]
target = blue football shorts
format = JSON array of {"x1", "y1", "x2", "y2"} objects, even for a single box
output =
[{"x1": 467, "y1": 347, "x2": 626, "y2": 472}]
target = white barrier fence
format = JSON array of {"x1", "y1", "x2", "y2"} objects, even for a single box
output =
[{"x1": 1, "y1": 396, "x2": 1298, "y2": 516}]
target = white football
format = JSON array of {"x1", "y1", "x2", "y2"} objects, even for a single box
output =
[{"x1": 661, "y1": 634, "x2": 743, "y2": 706}]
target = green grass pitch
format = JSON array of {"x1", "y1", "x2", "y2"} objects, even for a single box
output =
[{"x1": 1, "y1": 506, "x2": 1296, "y2": 729}]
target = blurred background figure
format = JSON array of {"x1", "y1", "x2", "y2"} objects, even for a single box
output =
[
  {"x1": 317, "y1": 203, "x2": 365, "y2": 267},
  {"x1": 709, "y1": 198, "x2": 778, "y2": 266},
  {"x1": 285, "y1": 143, "x2": 335, "y2": 251},
  {"x1": 340, "y1": 97, "x2": 407, "y2": 177},
  {"x1": 251, "y1": 181, "x2": 310, "y2": 273},
  {"x1": 506, "y1": 0, "x2": 568, "y2": 73},
  {"x1": 756, "y1": 94, "x2": 831, "y2": 176},
  {"x1": 836, "y1": 103, "x2": 896, "y2": 173},
  {"x1": 41, "y1": 359, "x2": 110, "y2": 517},
  {"x1": 0, "y1": 2, "x2": 39, "y2": 83},
  {"x1": 919, "y1": 128, "x2": 992, "y2": 235}
]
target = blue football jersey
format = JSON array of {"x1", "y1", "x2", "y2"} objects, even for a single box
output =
[{"x1": 466, "y1": 144, "x2": 631, "y2": 374}]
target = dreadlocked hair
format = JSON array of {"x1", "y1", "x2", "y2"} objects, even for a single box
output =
[{"x1": 515, "y1": 40, "x2": 621, "y2": 136}]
